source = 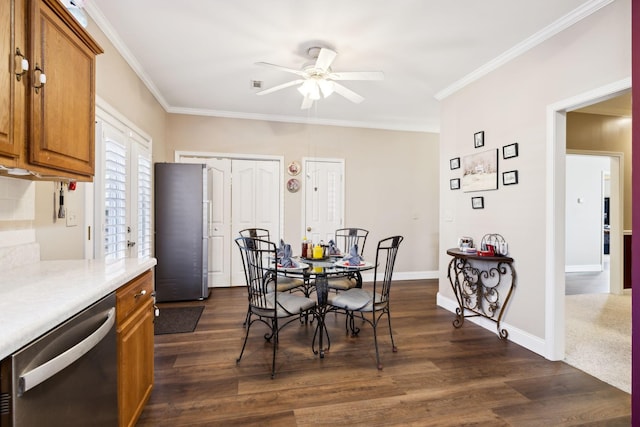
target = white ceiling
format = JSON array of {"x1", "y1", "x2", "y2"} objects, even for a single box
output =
[{"x1": 86, "y1": 0, "x2": 606, "y2": 132}]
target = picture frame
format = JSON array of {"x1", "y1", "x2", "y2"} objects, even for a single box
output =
[
  {"x1": 450, "y1": 178, "x2": 460, "y2": 190},
  {"x1": 471, "y1": 196, "x2": 484, "y2": 209},
  {"x1": 449, "y1": 157, "x2": 460, "y2": 170},
  {"x1": 503, "y1": 143, "x2": 519, "y2": 159},
  {"x1": 287, "y1": 161, "x2": 301, "y2": 176},
  {"x1": 286, "y1": 178, "x2": 300, "y2": 193},
  {"x1": 461, "y1": 149, "x2": 499, "y2": 192},
  {"x1": 474, "y1": 131, "x2": 485, "y2": 148},
  {"x1": 502, "y1": 170, "x2": 519, "y2": 186}
]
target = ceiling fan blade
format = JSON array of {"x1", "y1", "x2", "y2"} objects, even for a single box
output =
[
  {"x1": 255, "y1": 62, "x2": 307, "y2": 77},
  {"x1": 314, "y1": 48, "x2": 337, "y2": 72},
  {"x1": 329, "y1": 71, "x2": 384, "y2": 81},
  {"x1": 332, "y1": 82, "x2": 364, "y2": 104},
  {"x1": 301, "y1": 95, "x2": 314, "y2": 110},
  {"x1": 256, "y1": 79, "x2": 305, "y2": 96}
]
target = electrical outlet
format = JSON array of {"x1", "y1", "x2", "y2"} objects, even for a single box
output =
[{"x1": 66, "y1": 210, "x2": 78, "y2": 227}]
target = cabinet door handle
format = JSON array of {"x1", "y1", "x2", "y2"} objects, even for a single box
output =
[
  {"x1": 33, "y1": 64, "x2": 46, "y2": 93},
  {"x1": 135, "y1": 289, "x2": 147, "y2": 298},
  {"x1": 15, "y1": 48, "x2": 29, "y2": 81}
]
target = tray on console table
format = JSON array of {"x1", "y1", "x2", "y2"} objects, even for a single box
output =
[{"x1": 446, "y1": 248, "x2": 516, "y2": 339}]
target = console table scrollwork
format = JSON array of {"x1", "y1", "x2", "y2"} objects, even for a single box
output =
[{"x1": 446, "y1": 248, "x2": 516, "y2": 339}]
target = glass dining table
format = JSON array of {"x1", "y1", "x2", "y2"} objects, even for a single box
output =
[{"x1": 276, "y1": 256, "x2": 375, "y2": 358}]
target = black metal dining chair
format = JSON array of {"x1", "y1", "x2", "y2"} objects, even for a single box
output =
[
  {"x1": 328, "y1": 228, "x2": 369, "y2": 291},
  {"x1": 334, "y1": 227, "x2": 369, "y2": 256},
  {"x1": 238, "y1": 228, "x2": 304, "y2": 292},
  {"x1": 238, "y1": 227, "x2": 271, "y2": 240},
  {"x1": 328, "y1": 235, "x2": 403, "y2": 370},
  {"x1": 234, "y1": 236, "x2": 316, "y2": 378}
]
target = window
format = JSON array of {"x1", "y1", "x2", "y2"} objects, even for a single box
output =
[{"x1": 95, "y1": 102, "x2": 152, "y2": 262}]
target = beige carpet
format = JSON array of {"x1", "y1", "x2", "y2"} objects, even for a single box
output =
[{"x1": 565, "y1": 293, "x2": 631, "y2": 393}]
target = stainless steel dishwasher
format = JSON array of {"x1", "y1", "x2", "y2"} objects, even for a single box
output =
[{"x1": 0, "y1": 292, "x2": 118, "y2": 426}]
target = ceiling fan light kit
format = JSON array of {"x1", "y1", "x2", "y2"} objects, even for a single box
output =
[
  {"x1": 256, "y1": 46, "x2": 383, "y2": 109},
  {"x1": 298, "y1": 79, "x2": 321, "y2": 100}
]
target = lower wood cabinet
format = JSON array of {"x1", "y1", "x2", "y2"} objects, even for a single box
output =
[{"x1": 116, "y1": 270, "x2": 154, "y2": 427}]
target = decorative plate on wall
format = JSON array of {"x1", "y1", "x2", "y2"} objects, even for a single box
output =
[
  {"x1": 287, "y1": 178, "x2": 300, "y2": 193},
  {"x1": 287, "y1": 161, "x2": 301, "y2": 176}
]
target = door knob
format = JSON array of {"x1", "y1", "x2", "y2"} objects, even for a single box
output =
[{"x1": 307, "y1": 227, "x2": 311, "y2": 232}]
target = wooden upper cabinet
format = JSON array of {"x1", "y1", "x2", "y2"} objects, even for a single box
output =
[
  {"x1": 29, "y1": 0, "x2": 103, "y2": 178},
  {"x1": 0, "y1": 0, "x2": 27, "y2": 164},
  {"x1": 0, "y1": 0, "x2": 102, "y2": 180}
]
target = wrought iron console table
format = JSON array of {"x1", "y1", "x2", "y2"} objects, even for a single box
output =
[{"x1": 446, "y1": 248, "x2": 516, "y2": 339}]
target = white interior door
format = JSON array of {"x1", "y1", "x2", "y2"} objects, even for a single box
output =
[
  {"x1": 303, "y1": 158, "x2": 344, "y2": 243},
  {"x1": 206, "y1": 159, "x2": 231, "y2": 287},
  {"x1": 230, "y1": 159, "x2": 280, "y2": 285},
  {"x1": 181, "y1": 157, "x2": 232, "y2": 287}
]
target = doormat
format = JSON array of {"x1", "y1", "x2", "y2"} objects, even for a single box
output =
[{"x1": 154, "y1": 306, "x2": 205, "y2": 335}]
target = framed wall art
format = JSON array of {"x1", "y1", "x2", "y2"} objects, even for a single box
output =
[
  {"x1": 286, "y1": 178, "x2": 300, "y2": 193},
  {"x1": 450, "y1": 157, "x2": 460, "y2": 170},
  {"x1": 502, "y1": 170, "x2": 519, "y2": 185},
  {"x1": 462, "y1": 149, "x2": 499, "y2": 192},
  {"x1": 474, "y1": 131, "x2": 484, "y2": 148},
  {"x1": 450, "y1": 178, "x2": 460, "y2": 190},
  {"x1": 503, "y1": 143, "x2": 519, "y2": 159},
  {"x1": 287, "y1": 161, "x2": 301, "y2": 176},
  {"x1": 471, "y1": 196, "x2": 484, "y2": 209}
]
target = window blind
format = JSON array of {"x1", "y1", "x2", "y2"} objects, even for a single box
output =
[
  {"x1": 137, "y1": 154, "x2": 152, "y2": 258},
  {"x1": 104, "y1": 138, "x2": 127, "y2": 261}
]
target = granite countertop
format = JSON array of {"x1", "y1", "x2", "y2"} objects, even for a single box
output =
[{"x1": 0, "y1": 257, "x2": 157, "y2": 360}]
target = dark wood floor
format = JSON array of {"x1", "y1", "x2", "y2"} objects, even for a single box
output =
[{"x1": 138, "y1": 280, "x2": 630, "y2": 426}]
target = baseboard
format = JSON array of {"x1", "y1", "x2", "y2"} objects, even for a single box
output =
[
  {"x1": 436, "y1": 292, "x2": 547, "y2": 357},
  {"x1": 565, "y1": 264, "x2": 603, "y2": 273},
  {"x1": 361, "y1": 270, "x2": 439, "y2": 282}
]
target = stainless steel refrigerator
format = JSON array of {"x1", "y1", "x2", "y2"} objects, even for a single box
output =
[{"x1": 154, "y1": 163, "x2": 209, "y2": 301}]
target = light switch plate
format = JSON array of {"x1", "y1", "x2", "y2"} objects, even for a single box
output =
[{"x1": 66, "y1": 210, "x2": 78, "y2": 227}]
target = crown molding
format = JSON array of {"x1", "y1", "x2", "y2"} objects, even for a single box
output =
[
  {"x1": 435, "y1": 0, "x2": 615, "y2": 101},
  {"x1": 85, "y1": 0, "x2": 170, "y2": 111},
  {"x1": 167, "y1": 106, "x2": 439, "y2": 133}
]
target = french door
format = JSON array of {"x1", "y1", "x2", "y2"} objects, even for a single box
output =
[{"x1": 94, "y1": 104, "x2": 152, "y2": 263}]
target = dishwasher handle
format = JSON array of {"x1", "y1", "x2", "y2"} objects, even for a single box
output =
[{"x1": 18, "y1": 307, "x2": 116, "y2": 396}]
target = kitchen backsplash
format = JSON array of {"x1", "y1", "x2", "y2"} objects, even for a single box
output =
[
  {"x1": 0, "y1": 176, "x2": 40, "y2": 268},
  {"x1": 0, "y1": 176, "x2": 35, "y2": 222}
]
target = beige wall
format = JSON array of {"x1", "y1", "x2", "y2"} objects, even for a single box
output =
[
  {"x1": 32, "y1": 16, "x2": 168, "y2": 258},
  {"x1": 567, "y1": 112, "x2": 632, "y2": 230},
  {"x1": 87, "y1": 19, "x2": 168, "y2": 161},
  {"x1": 439, "y1": 0, "x2": 630, "y2": 349},
  {"x1": 166, "y1": 114, "x2": 440, "y2": 273}
]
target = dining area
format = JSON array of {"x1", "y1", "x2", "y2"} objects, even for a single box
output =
[
  {"x1": 138, "y1": 257, "x2": 630, "y2": 426},
  {"x1": 234, "y1": 227, "x2": 404, "y2": 378}
]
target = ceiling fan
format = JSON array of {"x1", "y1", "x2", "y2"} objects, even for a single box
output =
[{"x1": 255, "y1": 47, "x2": 384, "y2": 109}]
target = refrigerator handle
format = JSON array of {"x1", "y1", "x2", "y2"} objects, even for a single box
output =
[{"x1": 204, "y1": 200, "x2": 212, "y2": 237}]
